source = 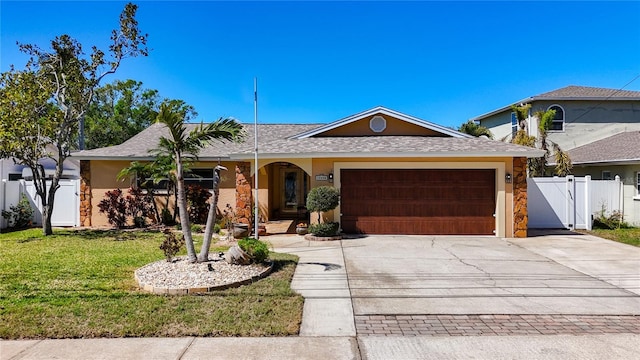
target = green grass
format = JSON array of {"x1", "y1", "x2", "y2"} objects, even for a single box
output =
[
  {"x1": 0, "y1": 228, "x2": 303, "y2": 339},
  {"x1": 581, "y1": 228, "x2": 640, "y2": 247}
]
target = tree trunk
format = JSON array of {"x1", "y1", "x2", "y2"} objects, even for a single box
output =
[
  {"x1": 175, "y1": 155, "x2": 196, "y2": 263},
  {"x1": 198, "y1": 165, "x2": 226, "y2": 262}
]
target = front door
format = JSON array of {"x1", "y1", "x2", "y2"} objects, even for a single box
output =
[{"x1": 280, "y1": 168, "x2": 308, "y2": 216}]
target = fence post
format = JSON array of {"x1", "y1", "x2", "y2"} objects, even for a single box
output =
[
  {"x1": 566, "y1": 175, "x2": 575, "y2": 230},
  {"x1": 585, "y1": 175, "x2": 592, "y2": 231},
  {"x1": 615, "y1": 175, "x2": 624, "y2": 220}
]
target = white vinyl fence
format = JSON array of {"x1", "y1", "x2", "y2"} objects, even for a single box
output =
[
  {"x1": 1, "y1": 179, "x2": 80, "y2": 230},
  {"x1": 527, "y1": 175, "x2": 622, "y2": 230}
]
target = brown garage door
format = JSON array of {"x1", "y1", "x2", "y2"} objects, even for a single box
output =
[{"x1": 340, "y1": 169, "x2": 495, "y2": 235}]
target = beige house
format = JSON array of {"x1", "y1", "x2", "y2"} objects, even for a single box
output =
[
  {"x1": 74, "y1": 106, "x2": 543, "y2": 237},
  {"x1": 472, "y1": 85, "x2": 640, "y2": 225}
]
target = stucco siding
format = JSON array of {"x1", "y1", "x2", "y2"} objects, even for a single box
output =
[
  {"x1": 481, "y1": 100, "x2": 640, "y2": 151},
  {"x1": 89, "y1": 160, "x2": 238, "y2": 227},
  {"x1": 478, "y1": 112, "x2": 515, "y2": 141},
  {"x1": 318, "y1": 114, "x2": 445, "y2": 137}
]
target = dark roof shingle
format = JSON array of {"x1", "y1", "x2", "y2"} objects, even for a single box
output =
[
  {"x1": 74, "y1": 122, "x2": 543, "y2": 160},
  {"x1": 535, "y1": 86, "x2": 640, "y2": 100},
  {"x1": 568, "y1": 131, "x2": 640, "y2": 164}
]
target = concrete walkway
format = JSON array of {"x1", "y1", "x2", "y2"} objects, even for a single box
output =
[{"x1": 2, "y1": 232, "x2": 639, "y2": 359}]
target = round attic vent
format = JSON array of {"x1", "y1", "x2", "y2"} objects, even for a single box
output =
[{"x1": 370, "y1": 115, "x2": 386, "y2": 133}]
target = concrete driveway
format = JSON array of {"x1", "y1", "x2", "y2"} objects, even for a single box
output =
[{"x1": 342, "y1": 234, "x2": 640, "y2": 316}]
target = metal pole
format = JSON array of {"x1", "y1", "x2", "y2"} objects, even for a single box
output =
[{"x1": 254, "y1": 77, "x2": 259, "y2": 239}]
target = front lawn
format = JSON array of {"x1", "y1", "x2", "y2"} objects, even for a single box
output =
[
  {"x1": 0, "y1": 228, "x2": 303, "y2": 339},
  {"x1": 581, "y1": 228, "x2": 640, "y2": 247}
]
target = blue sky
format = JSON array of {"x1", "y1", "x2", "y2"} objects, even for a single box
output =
[{"x1": 2, "y1": 1, "x2": 639, "y2": 127}]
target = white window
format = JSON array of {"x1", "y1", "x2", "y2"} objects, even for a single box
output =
[
  {"x1": 548, "y1": 105, "x2": 564, "y2": 131},
  {"x1": 602, "y1": 171, "x2": 612, "y2": 180},
  {"x1": 637, "y1": 172, "x2": 640, "y2": 194},
  {"x1": 510, "y1": 112, "x2": 518, "y2": 136}
]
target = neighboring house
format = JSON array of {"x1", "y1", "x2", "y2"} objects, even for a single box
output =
[
  {"x1": 74, "y1": 106, "x2": 543, "y2": 237},
  {"x1": 472, "y1": 85, "x2": 640, "y2": 225}
]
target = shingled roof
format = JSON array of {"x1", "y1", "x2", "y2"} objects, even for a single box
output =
[
  {"x1": 535, "y1": 86, "x2": 640, "y2": 100},
  {"x1": 568, "y1": 131, "x2": 640, "y2": 165},
  {"x1": 471, "y1": 85, "x2": 640, "y2": 121},
  {"x1": 74, "y1": 122, "x2": 543, "y2": 160}
]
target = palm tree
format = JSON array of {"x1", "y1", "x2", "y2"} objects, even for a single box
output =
[
  {"x1": 533, "y1": 108, "x2": 572, "y2": 176},
  {"x1": 458, "y1": 120, "x2": 494, "y2": 139},
  {"x1": 154, "y1": 100, "x2": 245, "y2": 263}
]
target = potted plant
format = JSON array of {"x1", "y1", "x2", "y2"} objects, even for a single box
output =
[
  {"x1": 223, "y1": 204, "x2": 250, "y2": 239},
  {"x1": 296, "y1": 222, "x2": 308, "y2": 235}
]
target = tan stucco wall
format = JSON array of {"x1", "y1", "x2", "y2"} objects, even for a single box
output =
[
  {"x1": 318, "y1": 115, "x2": 445, "y2": 137},
  {"x1": 89, "y1": 157, "x2": 518, "y2": 236},
  {"x1": 89, "y1": 160, "x2": 238, "y2": 227}
]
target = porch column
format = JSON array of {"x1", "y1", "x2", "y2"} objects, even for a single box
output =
[
  {"x1": 513, "y1": 157, "x2": 528, "y2": 238},
  {"x1": 80, "y1": 160, "x2": 92, "y2": 227},
  {"x1": 235, "y1": 162, "x2": 253, "y2": 227}
]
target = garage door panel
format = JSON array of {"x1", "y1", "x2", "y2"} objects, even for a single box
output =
[{"x1": 340, "y1": 169, "x2": 495, "y2": 235}]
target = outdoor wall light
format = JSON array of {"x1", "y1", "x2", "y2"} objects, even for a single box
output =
[
  {"x1": 328, "y1": 173, "x2": 334, "y2": 183},
  {"x1": 505, "y1": 173, "x2": 512, "y2": 183}
]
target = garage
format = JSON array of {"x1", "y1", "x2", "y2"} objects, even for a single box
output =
[{"x1": 340, "y1": 169, "x2": 496, "y2": 235}]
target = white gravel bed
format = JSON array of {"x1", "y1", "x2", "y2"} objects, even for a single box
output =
[{"x1": 135, "y1": 255, "x2": 270, "y2": 289}]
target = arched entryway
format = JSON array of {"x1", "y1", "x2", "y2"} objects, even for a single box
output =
[{"x1": 265, "y1": 162, "x2": 311, "y2": 222}]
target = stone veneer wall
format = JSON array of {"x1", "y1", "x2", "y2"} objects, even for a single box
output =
[
  {"x1": 235, "y1": 162, "x2": 253, "y2": 227},
  {"x1": 512, "y1": 157, "x2": 528, "y2": 238},
  {"x1": 80, "y1": 160, "x2": 92, "y2": 227}
]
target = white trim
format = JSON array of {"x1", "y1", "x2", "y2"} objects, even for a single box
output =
[
  {"x1": 547, "y1": 104, "x2": 565, "y2": 132},
  {"x1": 290, "y1": 106, "x2": 470, "y2": 139},
  {"x1": 332, "y1": 161, "x2": 507, "y2": 237}
]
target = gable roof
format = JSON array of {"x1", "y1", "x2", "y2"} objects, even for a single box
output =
[
  {"x1": 471, "y1": 85, "x2": 640, "y2": 121},
  {"x1": 568, "y1": 131, "x2": 640, "y2": 165},
  {"x1": 290, "y1": 106, "x2": 470, "y2": 139},
  {"x1": 73, "y1": 108, "x2": 544, "y2": 161}
]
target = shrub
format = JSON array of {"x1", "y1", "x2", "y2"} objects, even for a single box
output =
[
  {"x1": 186, "y1": 185, "x2": 212, "y2": 224},
  {"x1": 98, "y1": 188, "x2": 155, "y2": 228},
  {"x1": 160, "y1": 229, "x2": 184, "y2": 262},
  {"x1": 306, "y1": 186, "x2": 340, "y2": 220},
  {"x1": 213, "y1": 223, "x2": 221, "y2": 234},
  {"x1": 238, "y1": 237, "x2": 269, "y2": 263},
  {"x1": 97, "y1": 189, "x2": 128, "y2": 228},
  {"x1": 1, "y1": 194, "x2": 34, "y2": 229},
  {"x1": 191, "y1": 224, "x2": 203, "y2": 233},
  {"x1": 308, "y1": 222, "x2": 339, "y2": 237},
  {"x1": 593, "y1": 209, "x2": 629, "y2": 230},
  {"x1": 125, "y1": 187, "x2": 155, "y2": 227}
]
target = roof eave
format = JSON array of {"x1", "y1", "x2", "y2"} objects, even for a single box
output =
[
  {"x1": 569, "y1": 158, "x2": 640, "y2": 166},
  {"x1": 470, "y1": 97, "x2": 533, "y2": 122},
  {"x1": 231, "y1": 150, "x2": 545, "y2": 160}
]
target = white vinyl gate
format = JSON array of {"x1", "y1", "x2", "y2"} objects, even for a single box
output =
[
  {"x1": 1, "y1": 179, "x2": 80, "y2": 229},
  {"x1": 527, "y1": 175, "x2": 622, "y2": 230}
]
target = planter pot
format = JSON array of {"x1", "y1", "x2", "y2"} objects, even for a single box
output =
[
  {"x1": 233, "y1": 223, "x2": 250, "y2": 239},
  {"x1": 258, "y1": 224, "x2": 267, "y2": 236},
  {"x1": 296, "y1": 226, "x2": 308, "y2": 235}
]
